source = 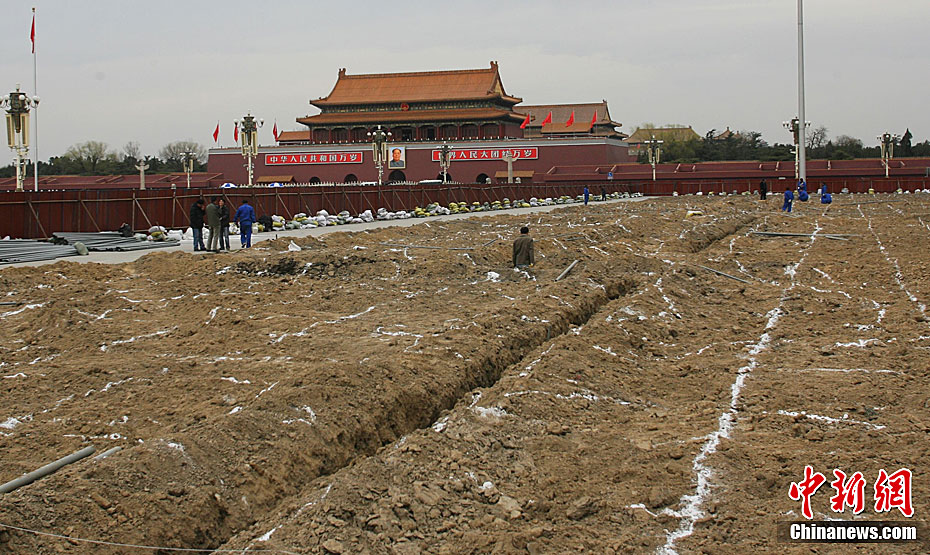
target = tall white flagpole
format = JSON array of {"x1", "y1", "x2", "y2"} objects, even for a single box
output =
[
  {"x1": 797, "y1": 0, "x2": 807, "y2": 184},
  {"x1": 32, "y1": 7, "x2": 39, "y2": 192}
]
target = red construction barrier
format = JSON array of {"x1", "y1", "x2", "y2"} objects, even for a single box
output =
[
  {"x1": 0, "y1": 183, "x2": 636, "y2": 239},
  {"x1": 1, "y1": 178, "x2": 925, "y2": 240}
]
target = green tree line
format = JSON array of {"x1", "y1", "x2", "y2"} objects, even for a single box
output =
[
  {"x1": 0, "y1": 140, "x2": 208, "y2": 178},
  {"x1": 636, "y1": 127, "x2": 930, "y2": 164}
]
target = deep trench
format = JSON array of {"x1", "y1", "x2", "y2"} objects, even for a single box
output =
[
  {"x1": 3, "y1": 214, "x2": 755, "y2": 554},
  {"x1": 223, "y1": 276, "x2": 637, "y2": 550},
  {"x1": 1, "y1": 275, "x2": 638, "y2": 555}
]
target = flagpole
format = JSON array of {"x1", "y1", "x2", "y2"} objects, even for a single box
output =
[
  {"x1": 32, "y1": 7, "x2": 39, "y2": 192},
  {"x1": 797, "y1": 0, "x2": 807, "y2": 184}
]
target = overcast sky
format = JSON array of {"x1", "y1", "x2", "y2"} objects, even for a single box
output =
[{"x1": 2, "y1": 0, "x2": 928, "y2": 166}]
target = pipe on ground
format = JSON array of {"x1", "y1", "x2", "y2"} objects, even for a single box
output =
[
  {"x1": 555, "y1": 260, "x2": 579, "y2": 282},
  {"x1": 0, "y1": 445, "x2": 96, "y2": 494}
]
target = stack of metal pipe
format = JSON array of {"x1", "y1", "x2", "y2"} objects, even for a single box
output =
[
  {"x1": 51, "y1": 232, "x2": 180, "y2": 252},
  {"x1": 0, "y1": 239, "x2": 80, "y2": 265}
]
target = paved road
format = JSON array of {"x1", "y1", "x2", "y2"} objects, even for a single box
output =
[{"x1": 2, "y1": 197, "x2": 646, "y2": 269}]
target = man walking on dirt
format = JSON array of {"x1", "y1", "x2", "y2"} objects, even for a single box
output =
[
  {"x1": 759, "y1": 179, "x2": 768, "y2": 200},
  {"x1": 782, "y1": 186, "x2": 794, "y2": 213},
  {"x1": 513, "y1": 226, "x2": 534, "y2": 269},
  {"x1": 205, "y1": 197, "x2": 221, "y2": 252},
  {"x1": 189, "y1": 198, "x2": 206, "y2": 252}
]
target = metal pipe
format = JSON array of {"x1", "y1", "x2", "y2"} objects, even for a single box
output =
[
  {"x1": 93, "y1": 446, "x2": 122, "y2": 461},
  {"x1": 692, "y1": 264, "x2": 751, "y2": 284},
  {"x1": 555, "y1": 260, "x2": 579, "y2": 281},
  {"x1": 0, "y1": 445, "x2": 96, "y2": 494}
]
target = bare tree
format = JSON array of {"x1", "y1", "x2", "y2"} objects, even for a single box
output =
[
  {"x1": 835, "y1": 135, "x2": 863, "y2": 149},
  {"x1": 159, "y1": 141, "x2": 207, "y2": 166},
  {"x1": 806, "y1": 125, "x2": 828, "y2": 150},
  {"x1": 121, "y1": 141, "x2": 142, "y2": 162},
  {"x1": 62, "y1": 141, "x2": 118, "y2": 174}
]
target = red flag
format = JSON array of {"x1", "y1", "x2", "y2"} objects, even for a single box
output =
[
  {"x1": 590, "y1": 110, "x2": 597, "y2": 127},
  {"x1": 30, "y1": 11, "x2": 35, "y2": 53},
  {"x1": 565, "y1": 110, "x2": 575, "y2": 127},
  {"x1": 233, "y1": 123, "x2": 239, "y2": 143},
  {"x1": 213, "y1": 122, "x2": 219, "y2": 144},
  {"x1": 273, "y1": 121, "x2": 279, "y2": 141},
  {"x1": 519, "y1": 113, "x2": 530, "y2": 130},
  {"x1": 541, "y1": 111, "x2": 552, "y2": 126}
]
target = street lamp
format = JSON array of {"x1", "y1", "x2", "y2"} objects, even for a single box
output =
[
  {"x1": 644, "y1": 135, "x2": 663, "y2": 181},
  {"x1": 437, "y1": 142, "x2": 452, "y2": 184},
  {"x1": 877, "y1": 132, "x2": 899, "y2": 179},
  {"x1": 368, "y1": 125, "x2": 391, "y2": 185},
  {"x1": 181, "y1": 151, "x2": 196, "y2": 189},
  {"x1": 136, "y1": 158, "x2": 150, "y2": 191},
  {"x1": 783, "y1": 117, "x2": 810, "y2": 181},
  {"x1": 501, "y1": 151, "x2": 515, "y2": 183},
  {"x1": 1, "y1": 84, "x2": 39, "y2": 192},
  {"x1": 234, "y1": 113, "x2": 262, "y2": 187}
]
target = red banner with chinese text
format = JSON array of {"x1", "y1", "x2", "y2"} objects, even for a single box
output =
[
  {"x1": 429, "y1": 148, "x2": 538, "y2": 162},
  {"x1": 265, "y1": 152, "x2": 364, "y2": 165}
]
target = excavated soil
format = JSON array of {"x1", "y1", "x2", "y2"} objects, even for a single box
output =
[{"x1": 0, "y1": 195, "x2": 929, "y2": 554}]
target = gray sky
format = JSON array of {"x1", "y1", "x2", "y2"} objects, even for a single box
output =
[{"x1": 2, "y1": 0, "x2": 928, "y2": 167}]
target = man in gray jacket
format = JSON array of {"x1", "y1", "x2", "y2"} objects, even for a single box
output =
[
  {"x1": 205, "y1": 197, "x2": 221, "y2": 252},
  {"x1": 512, "y1": 226, "x2": 534, "y2": 269}
]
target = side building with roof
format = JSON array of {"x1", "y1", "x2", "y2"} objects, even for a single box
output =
[{"x1": 208, "y1": 62, "x2": 634, "y2": 185}]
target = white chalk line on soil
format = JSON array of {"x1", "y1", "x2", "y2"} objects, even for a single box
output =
[
  {"x1": 858, "y1": 206, "x2": 928, "y2": 321},
  {"x1": 0, "y1": 302, "x2": 46, "y2": 319},
  {"x1": 772, "y1": 410, "x2": 885, "y2": 430},
  {"x1": 658, "y1": 222, "x2": 822, "y2": 554}
]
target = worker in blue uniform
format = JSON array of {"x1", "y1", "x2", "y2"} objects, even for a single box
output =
[
  {"x1": 782, "y1": 186, "x2": 794, "y2": 212},
  {"x1": 234, "y1": 199, "x2": 257, "y2": 248}
]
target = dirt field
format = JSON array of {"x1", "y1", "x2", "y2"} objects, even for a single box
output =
[{"x1": 1, "y1": 194, "x2": 928, "y2": 554}]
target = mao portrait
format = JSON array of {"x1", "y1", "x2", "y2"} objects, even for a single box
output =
[{"x1": 388, "y1": 147, "x2": 406, "y2": 169}]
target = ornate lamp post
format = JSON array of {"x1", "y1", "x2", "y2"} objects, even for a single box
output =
[
  {"x1": 877, "y1": 132, "x2": 899, "y2": 178},
  {"x1": 501, "y1": 152, "x2": 516, "y2": 184},
  {"x1": 783, "y1": 117, "x2": 810, "y2": 181},
  {"x1": 181, "y1": 151, "x2": 196, "y2": 189},
  {"x1": 644, "y1": 135, "x2": 663, "y2": 181},
  {"x1": 234, "y1": 113, "x2": 262, "y2": 187},
  {"x1": 136, "y1": 159, "x2": 149, "y2": 190},
  {"x1": 1, "y1": 85, "x2": 39, "y2": 192},
  {"x1": 368, "y1": 125, "x2": 391, "y2": 185},
  {"x1": 438, "y1": 142, "x2": 452, "y2": 183}
]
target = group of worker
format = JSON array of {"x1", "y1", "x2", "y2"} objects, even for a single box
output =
[
  {"x1": 758, "y1": 179, "x2": 832, "y2": 213},
  {"x1": 189, "y1": 198, "x2": 257, "y2": 252}
]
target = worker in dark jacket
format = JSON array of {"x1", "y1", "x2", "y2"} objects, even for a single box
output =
[
  {"x1": 512, "y1": 226, "x2": 535, "y2": 269},
  {"x1": 205, "y1": 197, "x2": 221, "y2": 252},
  {"x1": 759, "y1": 179, "x2": 768, "y2": 200},
  {"x1": 218, "y1": 199, "x2": 231, "y2": 251},
  {"x1": 189, "y1": 198, "x2": 206, "y2": 251},
  {"x1": 234, "y1": 199, "x2": 256, "y2": 248}
]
